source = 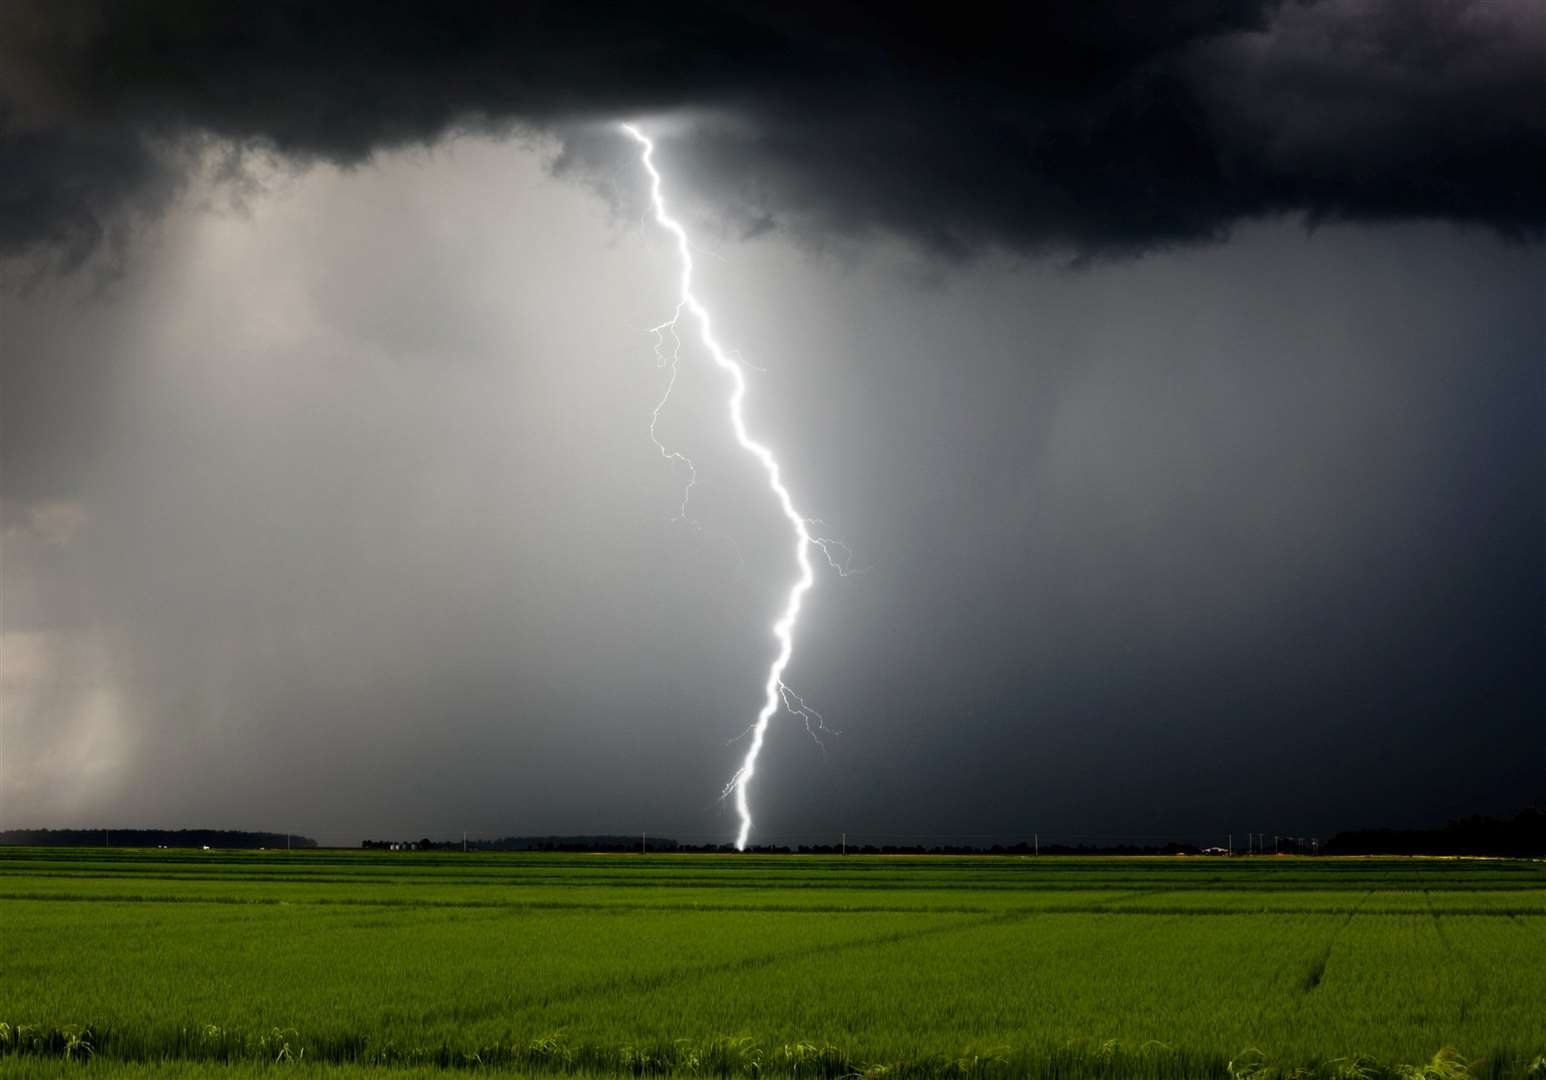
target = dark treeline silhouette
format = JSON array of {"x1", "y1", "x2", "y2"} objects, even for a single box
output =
[
  {"x1": 362, "y1": 836, "x2": 1205, "y2": 856},
  {"x1": 13, "y1": 811, "x2": 1540, "y2": 857},
  {"x1": 1325, "y1": 806, "x2": 1544, "y2": 858},
  {"x1": 363, "y1": 835, "x2": 685, "y2": 852},
  {"x1": 774, "y1": 842, "x2": 1205, "y2": 856},
  {"x1": 0, "y1": 828, "x2": 317, "y2": 849}
]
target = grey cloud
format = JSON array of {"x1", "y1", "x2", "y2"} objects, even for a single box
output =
[{"x1": 9, "y1": 146, "x2": 1537, "y2": 842}]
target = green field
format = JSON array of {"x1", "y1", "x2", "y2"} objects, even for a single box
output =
[{"x1": 2, "y1": 849, "x2": 1543, "y2": 1079}]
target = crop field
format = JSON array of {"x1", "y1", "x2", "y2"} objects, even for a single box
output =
[{"x1": 1, "y1": 850, "x2": 1542, "y2": 1079}]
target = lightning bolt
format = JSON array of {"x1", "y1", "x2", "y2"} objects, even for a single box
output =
[{"x1": 623, "y1": 122, "x2": 816, "y2": 852}]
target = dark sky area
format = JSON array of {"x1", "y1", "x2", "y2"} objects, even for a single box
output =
[{"x1": 1, "y1": 1, "x2": 1542, "y2": 846}]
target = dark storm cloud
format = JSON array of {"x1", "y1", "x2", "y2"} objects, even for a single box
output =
[{"x1": 2, "y1": 0, "x2": 1542, "y2": 269}]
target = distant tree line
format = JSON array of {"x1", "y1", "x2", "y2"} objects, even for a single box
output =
[
  {"x1": 1324, "y1": 806, "x2": 1544, "y2": 858},
  {"x1": 759, "y1": 842, "x2": 1206, "y2": 856},
  {"x1": 14, "y1": 810, "x2": 1539, "y2": 857},
  {"x1": 360, "y1": 836, "x2": 1205, "y2": 855},
  {"x1": 0, "y1": 828, "x2": 317, "y2": 849},
  {"x1": 363, "y1": 835, "x2": 685, "y2": 852}
]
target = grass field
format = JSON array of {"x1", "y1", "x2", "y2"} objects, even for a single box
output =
[{"x1": 2, "y1": 849, "x2": 1543, "y2": 1078}]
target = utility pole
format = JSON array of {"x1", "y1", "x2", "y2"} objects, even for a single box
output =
[
  {"x1": 1228, "y1": 833, "x2": 1232, "y2": 857},
  {"x1": 462, "y1": 831, "x2": 467, "y2": 854},
  {"x1": 641, "y1": 831, "x2": 646, "y2": 855},
  {"x1": 287, "y1": 833, "x2": 291, "y2": 852},
  {"x1": 105, "y1": 829, "x2": 109, "y2": 848},
  {"x1": 1034, "y1": 832, "x2": 1039, "y2": 856},
  {"x1": 840, "y1": 832, "x2": 846, "y2": 856}
]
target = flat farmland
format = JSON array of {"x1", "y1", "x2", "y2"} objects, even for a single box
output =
[{"x1": 1, "y1": 850, "x2": 1542, "y2": 1078}]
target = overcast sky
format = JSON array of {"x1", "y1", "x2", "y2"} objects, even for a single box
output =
[{"x1": 2, "y1": 1, "x2": 1542, "y2": 846}]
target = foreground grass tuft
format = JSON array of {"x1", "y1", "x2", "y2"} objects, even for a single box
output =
[{"x1": 4, "y1": 1025, "x2": 1545, "y2": 1080}]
